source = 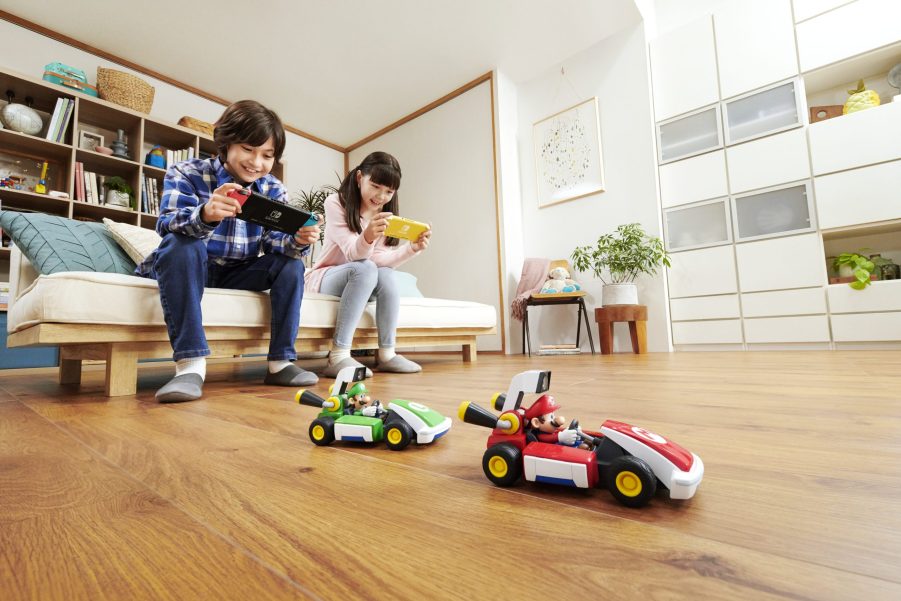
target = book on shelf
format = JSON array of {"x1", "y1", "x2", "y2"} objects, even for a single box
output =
[
  {"x1": 97, "y1": 175, "x2": 106, "y2": 204},
  {"x1": 56, "y1": 99, "x2": 74, "y2": 143},
  {"x1": 45, "y1": 98, "x2": 63, "y2": 141},
  {"x1": 537, "y1": 344, "x2": 581, "y2": 356},
  {"x1": 74, "y1": 162, "x2": 85, "y2": 202}
]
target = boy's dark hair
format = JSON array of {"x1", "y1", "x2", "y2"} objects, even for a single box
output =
[
  {"x1": 338, "y1": 151, "x2": 402, "y2": 247},
  {"x1": 214, "y1": 100, "x2": 286, "y2": 162}
]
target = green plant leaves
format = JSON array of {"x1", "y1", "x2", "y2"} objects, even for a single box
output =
[{"x1": 570, "y1": 223, "x2": 670, "y2": 285}]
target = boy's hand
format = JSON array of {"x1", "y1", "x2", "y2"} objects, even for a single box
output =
[
  {"x1": 294, "y1": 214, "x2": 321, "y2": 246},
  {"x1": 411, "y1": 225, "x2": 432, "y2": 252},
  {"x1": 202, "y1": 182, "x2": 244, "y2": 224},
  {"x1": 363, "y1": 212, "x2": 392, "y2": 244}
]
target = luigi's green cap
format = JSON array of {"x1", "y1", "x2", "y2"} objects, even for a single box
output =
[{"x1": 346, "y1": 382, "x2": 368, "y2": 397}]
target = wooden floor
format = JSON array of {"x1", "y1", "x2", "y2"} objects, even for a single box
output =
[{"x1": 1, "y1": 351, "x2": 900, "y2": 600}]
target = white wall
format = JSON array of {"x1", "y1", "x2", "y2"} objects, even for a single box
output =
[
  {"x1": 0, "y1": 19, "x2": 343, "y2": 194},
  {"x1": 512, "y1": 23, "x2": 670, "y2": 352},
  {"x1": 348, "y1": 81, "x2": 502, "y2": 352}
]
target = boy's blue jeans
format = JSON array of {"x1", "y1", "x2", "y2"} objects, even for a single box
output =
[{"x1": 149, "y1": 233, "x2": 304, "y2": 362}]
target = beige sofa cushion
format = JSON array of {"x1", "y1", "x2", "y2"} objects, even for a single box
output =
[{"x1": 103, "y1": 218, "x2": 162, "y2": 264}]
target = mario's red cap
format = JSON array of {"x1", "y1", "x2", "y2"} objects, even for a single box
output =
[{"x1": 524, "y1": 394, "x2": 560, "y2": 421}]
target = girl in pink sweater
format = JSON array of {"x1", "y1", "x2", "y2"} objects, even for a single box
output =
[{"x1": 305, "y1": 152, "x2": 431, "y2": 377}]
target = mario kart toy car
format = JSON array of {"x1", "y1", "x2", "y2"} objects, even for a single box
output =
[
  {"x1": 458, "y1": 370, "x2": 704, "y2": 507},
  {"x1": 296, "y1": 366, "x2": 451, "y2": 451}
]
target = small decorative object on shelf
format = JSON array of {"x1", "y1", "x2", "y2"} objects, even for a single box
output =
[
  {"x1": 102, "y1": 175, "x2": 133, "y2": 209},
  {"x1": 34, "y1": 162, "x2": 49, "y2": 194},
  {"x1": 296, "y1": 366, "x2": 452, "y2": 451},
  {"x1": 78, "y1": 130, "x2": 104, "y2": 151},
  {"x1": 97, "y1": 67, "x2": 155, "y2": 113},
  {"x1": 110, "y1": 129, "x2": 129, "y2": 160},
  {"x1": 843, "y1": 79, "x2": 880, "y2": 114},
  {"x1": 145, "y1": 145, "x2": 166, "y2": 168},
  {"x1": 809, "y1": 105, "x2": 843, "y2": 123},
  {"x1": 880, "y1": 263, "x2": 900, "y2": 280},
  {"x1": 458, "y1": 370, "x2": 703, "y2": 507},
  {"x1": 41, "y1": 62, "x2": 99, "y2": 97},
  {"x1": 178, "y1": 116, "x2": 214, "y2": 136},
  {"x1": 1, "y1": 91, "x2": 43, "y2": 135},
  {"x1": 888, "y1": 63, "x2": 901, "y2": 103},
  {"x1": 832, "y1": 252, "x2": 876, "y2": 289},
  {"x1": 94, "y1": 145, "x2": 113, "y2": 156}
]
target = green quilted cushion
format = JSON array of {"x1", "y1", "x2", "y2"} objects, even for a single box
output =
[{"x1": 0, "y1": 210, "x2": 136, "y2": 275}]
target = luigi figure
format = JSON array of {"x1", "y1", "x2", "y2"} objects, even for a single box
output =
[{"x1": 342, "y1": 382, "x2": 384, "y2": 418}]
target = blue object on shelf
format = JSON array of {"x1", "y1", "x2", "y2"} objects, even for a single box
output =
[{"x1": 0, "y1": 313, "x2": 59, "y2": 368}]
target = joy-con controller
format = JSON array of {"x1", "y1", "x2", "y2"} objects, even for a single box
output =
[{"x1": 226, "y1": 188, "x2": 251, "y2": 206}]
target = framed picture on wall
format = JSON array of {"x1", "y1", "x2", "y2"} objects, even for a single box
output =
[{"x1": 533, "y1": 97, "x2": 605, "y2": 208}]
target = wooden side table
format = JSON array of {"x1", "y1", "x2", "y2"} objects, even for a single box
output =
[
  {"x1": 522, "y1": 293, "x2": 596, "y2": 356},
  {"x1": 594, "y1": 305, "x2": 648, "y2": 355}
]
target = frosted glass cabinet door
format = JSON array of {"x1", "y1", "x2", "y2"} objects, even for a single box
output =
[
  {"x1": 664, "y1": 198, "x2": 731, "y2": 251},
  {"x1": 657, "y1": 105, "x2": 722, "y2": 163},
  {"x1": 723, "y1": 80, "x2": 802, "y2": 145},
  {"x1": 732, "y1": 183, "x2": 814, "y2": 241}
]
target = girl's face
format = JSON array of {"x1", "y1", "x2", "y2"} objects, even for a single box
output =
[
  {"x1": 356, "y1": 171, "x2": 396, "y2": 213},
  {"x1": 225, "y1": 137, "x2": 275, "y2": 184}
]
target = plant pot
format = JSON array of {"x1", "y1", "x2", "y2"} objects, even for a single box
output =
[
  {"x1": 106, "y1": 190, "x2": 130, "y2": 208},
  {"x1": 602, "y1": 283, "x2": 638, "y2": 305},
  {"x1": 838, "y1": 264, "x2": 854, "y2": 278}
]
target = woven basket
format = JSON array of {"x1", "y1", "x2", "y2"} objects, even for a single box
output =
[
  {"x1": 97, "y1": 68, "x2": 155, "y2": 113},
  {"x1": 178, "y1": 116, "x2": 214, "y2": 137}
]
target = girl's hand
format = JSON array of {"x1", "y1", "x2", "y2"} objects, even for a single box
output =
[
  {"x1": 294, "y1": 214, "x2": 321, "y2": 246},
  {"x1": 363, "y1": 211, "x2": 392, "y2": 244},
  {"x1": 411, "y1": 225, "x2": 431, "y2": 252},
  {"x1": 202, "y1": 182, "x2": 244, "y2": 224}
]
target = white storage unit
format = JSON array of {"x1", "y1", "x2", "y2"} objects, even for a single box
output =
[
  {"x1": 714, "y1": 0, "x2": 798, "y2": 99},
  {"x1": 732, "y1": 182, "x2": 815, "y2": 241},
  {"x1": 808, "y1": 102, "x2": 901, "y2": 175},
  {"x1": 657, "y1": 105, "x2": 723, "y2": 164},
  {"x1": 670, "y1": 295, "x2": 741, "y2": 321},
  {"x1": 726, "y1": 129, "x2": 811, "y2": 194},
  {"x1": 796, "y1": 0, "x2": 901, "y2": 71},
  {"x1": 815, "y1": 160, "x2": 901, "y2": 229},
  {"x1": 827, "y1": 280, "x2": 901, "y2": 313},
  {"x1": 735, "y1": 233, "x2": 826, "y2": 292},
  {"x1": 664, "y1": 198, "x2": 732, "y2": 251},
  {"x1": 650, "y1": 15, "x2": 720, "y2": 121},
  {"x1": 667, "y1": 245, "x2": 739, "y2": 298},
  {"x1": 792, "y1": 0, "x2": 856, "y2": 22},
  {"x1": 672, "y1": 320, "x2": 744, "y2": 345},
  {"x1": 831, "y1": 312, "x2": 901, "y2": 341},
  {"x1": 744, "y1": 315, "x2": 830, "y2": 342},
  {"x1": 660, "y1": 150, "x2": 728, "y2": 208},
  {"x1": 722, "y1": 79, "x2": 804, "y2": 145},
  {"x1": 741, "y1": 287, "x2": 827, "y2": 317}
]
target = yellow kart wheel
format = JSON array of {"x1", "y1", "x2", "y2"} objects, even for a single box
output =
[
  {"x1": 606, "y1": 455, "x2": 656, "y2": 508},
  {"x1": 308, "y1": 418, "x2": 335, "y2": 446},
  {"x1": 482, "y1": 444, "x2": 522, "y2": 487},
  {"x1": 385, "y1": 421, "x2": 414, "y2": 451}
]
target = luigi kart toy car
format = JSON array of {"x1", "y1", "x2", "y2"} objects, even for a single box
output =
[
  {"x1": 296, "y1": 366, "x2": 452, "y2": 451},
  {"x1": 458, "y1": 370, "x2": 704, "y2": 508}
]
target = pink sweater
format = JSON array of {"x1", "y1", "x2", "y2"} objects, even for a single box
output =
[{"x1": 304, "y1": 193, "x2": 420, "y2": 293}]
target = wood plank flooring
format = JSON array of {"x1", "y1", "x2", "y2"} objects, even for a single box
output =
[{"x1": 1, "y1": 351, "x2": 900, "y2": 600}]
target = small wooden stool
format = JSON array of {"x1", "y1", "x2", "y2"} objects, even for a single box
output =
[{"x1": 595, "y1": 305, "x2": 648, "y2": 355}]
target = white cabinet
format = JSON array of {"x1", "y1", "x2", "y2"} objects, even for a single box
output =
[
  {"x1": 792, "y1": 0, "x2": 855, "y2": 22},
  {"x1": 732, "y1": 182, "x2": 815, "y2": 241},
  {"x1": 796, "y1": 0, "x2": 901, "y2": 71},
  {"x1": 832, "y1": 312, "x2": 901, "y2": 341},
  {"x1": 714, "y1": 0, "x2": 799, "y2": 99},
  {"x1": 735, "y1": 233, "x2": 826, "y2": 291},
  {"x1": 657, "y1": 105, "x2": 723, "y2": 164},
  {"x1": 660, "y1": 150, "x2": 728, "y2": 208},
  {"x1": 744, "y1": 315, "x2": 830, "y2": 342},
  {"x1": 741, "y1": 287, "x2": 827, "y2": 316},
  {"x1": 828, "y1": 280, "x2": 901, "y2": 313},
  {"x1": 664, "y1": 198, "x2": 732, "y2": 251},
  {"x1": 672, "y1": 320, "x2": 744, "y2": 344},
  {"x1": 668, "y1": 245, "x2": 739, "y2": 298},
  {"x1": 650, "y1": 16, "x2": 720, "y2": 121},
  {"x1": 723, "y1": 80, "x2": 803, "y2": 145},
  {"x1": 727, "y1": 129, "x2": 811, "y2": 193},
  {"x1": 815, "y1": 160, "x2": 901, "y2": 229},
  {"x1": 808, "y1": 102, "x2": 901, "y2": 175},
  {"x1": 670, "y1": 295, "x2": 741, "y2": 321}
]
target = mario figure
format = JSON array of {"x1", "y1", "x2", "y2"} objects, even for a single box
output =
[
  {"x1": 525, "y1": 394, "x2": 586, "y2": 448},
  {"x1": 342, "y1": 382, "x2": 382, "y2": 417}
]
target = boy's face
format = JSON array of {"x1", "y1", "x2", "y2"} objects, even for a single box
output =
[{"x1": 224, "y1": 137, "x2": 276, "y2": 184}]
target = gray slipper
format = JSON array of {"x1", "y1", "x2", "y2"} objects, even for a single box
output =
[
  {"x1": 322, "y1": 357, "x2": 373, "y2": 379},
  {"x1": 263, "y1": 364, "x2": 319, "y2": 386},
  {"x1": 376, "y1": 354, "x2": 421, "y2": 374},
  {"x1": 156, "y1": 373, "x2": 204, "y2": 403}
]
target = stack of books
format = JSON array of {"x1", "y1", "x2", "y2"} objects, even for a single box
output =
[
  {"x1": 140, "y1": 176, "x2": 161, "y2": 214},
  {"x1": 537, "y1": 344, "x2": 581, "y2": 356},
  {"x1": 166, "y1": 147, "x2": 195, "y2": 166},
  {"x1": 73, "y1": 162, "x2": 107, "y2": 204},
  {"x1": 44, "y1": 98, "x2": 75, "y2": 143}
]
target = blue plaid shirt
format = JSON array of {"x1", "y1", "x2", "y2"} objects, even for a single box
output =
[{"x1": 136, "y1": 156, "x2": 308, "y2": 276}]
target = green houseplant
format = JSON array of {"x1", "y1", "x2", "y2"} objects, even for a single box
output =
[
  {"x1": 571, "y1": 222, "x2": 671, "y2": 305},
  {"x1": 290, "y1": 175, "x2": 340, "y2": 266},
  {"x1": 102, "y1": 176, "x2": 133, "y2": 209},
  {"x1": 833, "y1": 252, "x2": 875, "y2": 290}
]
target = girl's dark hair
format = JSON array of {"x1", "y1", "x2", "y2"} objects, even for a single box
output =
[
  {"x1": 338, "y1": 151, "x2": 402, "y2": 247},
  {"x1": 214, "y1": 100, "x2": 286, "y2": 162}
]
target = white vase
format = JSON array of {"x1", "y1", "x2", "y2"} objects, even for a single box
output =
[
  {"x1": 602, "y1": 283, "x2": 638, "y2": 306},
  {"x1": 106, "y1": 190, "x2": 130, "y2": 208}
]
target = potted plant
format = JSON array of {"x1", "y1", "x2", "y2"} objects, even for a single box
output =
[
  {"x1": 102, "y1": 176, "x2": 133, "y2": 209},
  {"x1": 833, "y1": 252, "x2": 875, "y2": 290},
  {"x1": 571, "y1": 222, "x2": 670, "y2": 305},
  {"x1": 290, "y1": 175, "x2": 340, "y2": 266}
]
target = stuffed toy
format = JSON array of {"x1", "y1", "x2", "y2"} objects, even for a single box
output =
[{"x1": 540, "y1": 266, "x2": 582, "y2": 294}]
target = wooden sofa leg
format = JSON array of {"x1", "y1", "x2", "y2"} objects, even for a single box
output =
[
  {"x1": 462, "y1": 340, "x2": 477, "y2": 362},
  {"x1": 59, "y1": 358, "x2": 83, "y2": 386},
  {"x1": 105, "y1": 344, "x2": 139, "y2": 397}
]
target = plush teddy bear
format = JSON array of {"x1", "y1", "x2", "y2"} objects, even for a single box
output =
[{"x1": 540, "y1": 266, "x2": 582, "y2": 294}]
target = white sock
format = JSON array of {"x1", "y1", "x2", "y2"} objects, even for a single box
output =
[
  {"x1": 329, "y1": 348, "x2": 351, "y2": 365},
  {"x1": 378, "y1": 347, "x2": 396, "y2": 363},
  {"x1": 175, "y1": 357, "x2": 206, "y2": 380},
  {"x1": 268, "y1": 360, "x2": 292, "y2": 374}
]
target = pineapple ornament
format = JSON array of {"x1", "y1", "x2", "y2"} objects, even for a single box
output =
[{"x1": 843, "y1": 79, "x2": 880, "y2": 114}]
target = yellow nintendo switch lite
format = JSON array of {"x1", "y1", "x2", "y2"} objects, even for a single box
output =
[{"x1": 385, "y1": 216, "x2": 430, "y2": 241}]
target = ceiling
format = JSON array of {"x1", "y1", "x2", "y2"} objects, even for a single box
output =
[{"x1": 3, "y1": 0, "x2": 641, "y2": 148}]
